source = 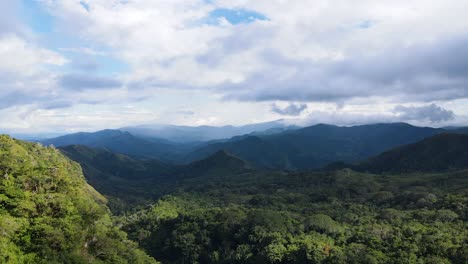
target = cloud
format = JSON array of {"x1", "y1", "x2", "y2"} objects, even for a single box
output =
[
  {"x1": 0, "y1": 1, "x2": 23, "y2": 36},
  {"x1": 59, "y1": 74, "x2": 122, "y2": 90},
  {"x1": 393, "y1": 104, "x2": 455, "y2": 123},
  {"x1": 0, "y1": 35, "x2": 67, "y2": 75},
  {"x1": 297, "y1": 103, "x2": 459, "y2": 127},
  {"x1": 59, "y1": 47, "x2": 107, "y2": 56},
  {"x1": 220, "y1": 35, "x2": 468, "y2": 103},
  {"x1": 71, "y1": 58, "x2": 99, "y2": 71},
  {"x1": 177, "y1": 110, "x2": 196, "y2": 116},
  {"x1": 299, "y1": 111, "x2": 398, "y2": 127},
  {"x1": 0, "y1": 34, "x2": 68, "y2": 109},
  {"x1": 271, "y1": 103, "x2": 307, "y2": 116},
  {"x1": 41, "y1": 100, "x2": 73, "y2": 110},
  {"x1": 2, "y1": 0, "x2": 468, "y2": 132},
  {"x1": 40, "y1": 0, "x2": 467, "y2": 106}
]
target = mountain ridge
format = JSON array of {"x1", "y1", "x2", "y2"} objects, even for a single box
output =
[
  {"x1": 184, "y1": 122, "x2": 444, "y2": 169},
  {"x1": 353, "y1": 133, "x2": 468, "y2": 173},
  {"x1": 121, "y1": 119, "x2": 298, "y2": 142},
  {"x1": 41, "y1": 129, "x2": 192, "y2": 162},
  {"x1": 58, "y1": 145, "x2": 251, "y2": 212}
]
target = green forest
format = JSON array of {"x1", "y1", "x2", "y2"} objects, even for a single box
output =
[
  {"x1": 0, "y1": 135, "x2": 157, "y2": 263},
  {"x1": 119, "y1": 169, "x2": 467, "y2": 264},
  {"x1": 1, "y1": 135, "x2": 467, "y2": 263}
]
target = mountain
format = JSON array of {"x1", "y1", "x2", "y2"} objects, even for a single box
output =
[
  {"x1": 184, "y1": 123, "x2": 443, "y2": 169},
  {"x1": 59, "y1": 144, "x2": 179, "y2": 212},
  {"x1": 355, "y1": 133, "x2": 468, "y2": 173},
  {"x1": 182, "y1": 150, "x2": 250, "y2": 178},
  {"x1": 59, "y1": 145, "x2": 250, "y2": 212},
  {"x1": 121, "y1": 120, "x2": 298, "y2": 142},
  {"x1": 453, "y1": 127, "x2": 468, "y2": 134},
  {"x1": 41, "y1": 129, "x2": 194, "y2": 162},
  {"x1": 0, "y1": 135, "x2": 156, "y2": 263}
]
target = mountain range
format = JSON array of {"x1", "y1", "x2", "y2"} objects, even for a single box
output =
[
  {"x1": 55, "y1": 128, "x2": 468, "y2": 213},
  {"x1": 120, "y1": 119, "x2": 297, "y2": 142},
  {"x1": 41, "y1": 129, "x2": 196, "y2": 163},
  {"x1": 183, "y1": 123, "x2": 445, "y2": 169},
  {"x1": 41, "y1": 122, "x2": 465, "y2": 170}
]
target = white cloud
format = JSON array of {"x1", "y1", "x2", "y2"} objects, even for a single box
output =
[
  {"x1": 39, "y1": 0, "x2": 468, "y2": 101},
  {"x1": 297, "y1": 103, "x2": 465, "y2": 127},
  {"x1": 0, "y1": 35, "x2": 66, "y2": 74},
  {"x1": 0, "y1": 34, "x2": 68, "y2": 109},
  {"x1": 1, "y1": 0, "x2": 468, "y2": 132}
]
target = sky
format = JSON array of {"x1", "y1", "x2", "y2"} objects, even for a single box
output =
[{"x1": 1, "y1": 0, "x2": 468, "y2": 134}]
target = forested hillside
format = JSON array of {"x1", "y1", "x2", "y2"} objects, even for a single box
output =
[
  {"x1": 59, "y1": 144, "x2": 180, "y2": 213},
  {"x1": 0, "y1": 136, "x2": 157, "y2": 263},
  {"x1": 59, "y1": 145, "x2": 252, "y2": 213},
  {"x1": 327, "y1": 133, "x2": 468, "y2": 174},
  {"x1": 356, "y1": 133, "x2": 468, "y2": 173}
]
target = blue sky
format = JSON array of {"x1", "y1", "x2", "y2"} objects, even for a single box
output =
[
  {"x1": 21, "y1": 0, "x2": 54, "y2": 33},
  {"x1": 207, "y1": 8, "x2": 268, "y2": 25},
  {"x1": 0, "y1": 0, "x2": 468, "y2": 134}
]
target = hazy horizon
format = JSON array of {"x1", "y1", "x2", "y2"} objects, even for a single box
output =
[{"x1": 2, "y1": 120, "x2": 461, "y2": 140}]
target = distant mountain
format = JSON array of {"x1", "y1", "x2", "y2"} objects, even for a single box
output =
[
  {"x1": 452, "y1": 127, "x2": 468, "y2": 134},
  {"x1": 121, "y1": 120, "x2": 298, "y2": 142},
  {"x1": 41, "y1": 129, "x2": 194, "y2": 162},
  {"x1": 354, "y1": 133, "x2": 468, "y2": 173},
  {"x1": 42, "y1": 123, "x2": 456, "y2": 170},
  {"x1": 5, "y1": 132, "x2": 65, "y2": 141},
  {"x1": 184, "y1": 123, "x2": 443, "y2": 169}
]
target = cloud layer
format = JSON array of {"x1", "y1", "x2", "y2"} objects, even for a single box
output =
[
  {"x1": 0, "y1": 0, "x2": 468, "y2": 132},
  {"x1": 394, "y1": 104, "x2": 455, "y2": 123}
]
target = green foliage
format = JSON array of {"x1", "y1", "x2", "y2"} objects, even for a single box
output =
[
  {"x1": 119, "y1": 167, "x2": 467, "y2": 264},
  {"x1": 38, "y1": 132, "x2": 468, "y2": 264},
  {"x1": 59, "y1": 145, "x2": 251, "y2": 214},
  {"x1": 0, "y1": 135, "x2": 157, "y2": 264}
]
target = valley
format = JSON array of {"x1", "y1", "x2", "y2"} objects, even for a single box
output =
[{"x1": 2, "y1": 123, "x2": 466, "y2": 263}]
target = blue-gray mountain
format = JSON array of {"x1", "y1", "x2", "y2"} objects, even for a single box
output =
[
  {"x1": 40, "y1": 129, "x2": 198, "y2": 163},
  {"x1": 121, "y1": 119, "x2": 297, "y2": 142},
  {"x1": 184, "y1": 123, "x2": 448, "y2": 169},
  {"x1": 350, "y1": 133, "x2": 468, "y2": 173},
  {"x1": 42, "y1": 122, "x2": 468, "y2": 170}
]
